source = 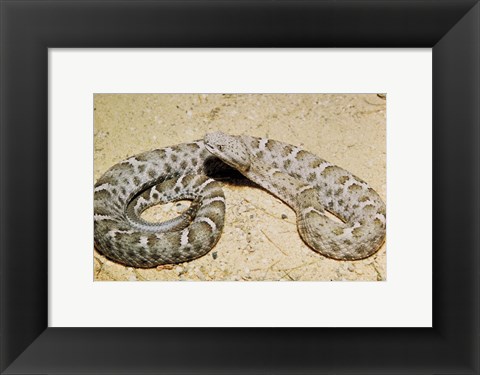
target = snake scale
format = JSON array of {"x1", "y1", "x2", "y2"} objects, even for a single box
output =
[{"x1": 94, "y1": 132, "x2": 386, "y2": 268}]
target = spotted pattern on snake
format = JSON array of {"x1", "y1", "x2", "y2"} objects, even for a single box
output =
[{"x1": 94, "y1": 132, "x2": 386, "y2": 268}]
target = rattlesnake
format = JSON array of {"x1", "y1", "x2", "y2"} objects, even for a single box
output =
[{"x1": 94, "y1": 132, "x2": 386, "y2": 268}]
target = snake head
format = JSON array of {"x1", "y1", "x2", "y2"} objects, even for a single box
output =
[{"x1": 204, "y1": 132, "x2": 251, "y2": 173}]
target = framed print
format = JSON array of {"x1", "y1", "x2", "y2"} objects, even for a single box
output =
[{"x1": 1, "y1": 1, "x2": 479, "y2": 374}]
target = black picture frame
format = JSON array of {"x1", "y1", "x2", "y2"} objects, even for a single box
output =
[{"x1": 1, "y1": 0, "x2": 479, "y2": 374}]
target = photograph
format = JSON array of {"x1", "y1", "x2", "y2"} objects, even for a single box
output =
[{"x1": 93, "y1": 93, "x2": 386, "y2": 281}]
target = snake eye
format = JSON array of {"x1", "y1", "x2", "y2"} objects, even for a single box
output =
[{"x1": 218, "y1": 145, "x2": 223, "y2": 151}]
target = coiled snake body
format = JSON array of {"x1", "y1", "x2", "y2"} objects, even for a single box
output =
[{"x1": 94, "y1": 132, "x2": 386, "y2": 268}]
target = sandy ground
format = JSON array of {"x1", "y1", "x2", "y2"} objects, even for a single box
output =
[{"x1": 94, "y1": 94, "x2": 386, "y2": 281}]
